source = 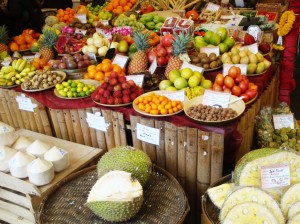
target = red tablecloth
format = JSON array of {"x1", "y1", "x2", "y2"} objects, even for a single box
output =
[{"x1": 13, "y1": 64, "x2": 274, "y2": 174}]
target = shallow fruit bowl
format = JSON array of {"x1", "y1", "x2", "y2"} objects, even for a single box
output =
[{"x1": 184, "y1": 95, "x2": 245, "y2": 126}]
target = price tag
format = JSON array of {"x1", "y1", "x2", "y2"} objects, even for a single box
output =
[
  {"x1": 75, "y1": 14, "x2": 87, "y2": 23},
  {"x1": 125, "y1": 75, "x2": 144, "y2": 87},
  {"x1": 202, "y1": 89, "x2": 231, "y2": 107},
  {"x1": 86, "y1": 112, "x2": 107, "y2": 132},
  {"x1": 158, "y1": 90, "x2": 185, "y2": 102},
  {"x1": 96, "y1": 28, "x2": 112, "y2": 40},
  {"x1": 100, "y1": 20, "x2": 109, "y2": 25},
  {"x1": 235, "y1": 0, "x2": 245, "y2": 7},
  {"x1": 273, "y1": 114, "x2": 295, "y2": 130},
  {"x1": 239, "y1": 43, "x2": 258, "y2": 54},
  {"x1": 22, "y1": 55, "x2": 35, "y2": 61},
  {"x1": 149, "y1": 57, "x2": 157, "y2": 74},
  {"x1": 247, "y1": 25, "x2": 262, "y2": 42},
  {"x1": 0, "y1": 125, "x2": 10, "y2": 133},
  {"x1": 223, "y1": 64, "x2": 247, "y2": 75},
  {"x1": 200, "y1": 46, "x2": 220, "y2": 56},
  {"x1": 181, "y1": 61, "x2": 204, "y2": 74},
  {"x1": 88, "y1": 52, "x2": 97, "y2": 61},
  {"x1": 59, "y1": 149, "x2": 67, "y2": 156},
  {"x1": 75, "y1": 28, "x2": 87, "y2": 35},
  {"x1": 277, "y1": 36, "x2": 283, "y2": 46},
  {"x1": 261, "y1": 164, "x2": 290, "y2": 189},
  {"x1": 16, "y1": 94, "x2": 37, "y2": 112},
  {"x1": 136, "y1": 123, "x2": 160, "y2": 146},
  {"x1": 206, "y1": 2, "x2": 220, "y2": 12},
  {"x1": 112, "y1": 54, "x2": 129, "y2": 68},
  {"x1": 1, "y1": 60, "x2": 11, "y2": 66},
  {"x1": 34, "y1": 52, "x2": 41, "y2": 58}
]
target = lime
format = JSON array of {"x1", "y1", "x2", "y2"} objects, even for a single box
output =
[
  {"x1": 62, "y1": 82, "x2": 69, "y2": 87},
  {"x1": 78, "y1": 83, "x2": 85, "y2": 88},
  {"x1": 59, "y1": 90, "x2": 67, "y2": 97},
  {"x1": 85, "y1": 90, "x2": 91, "y2": 96},
  {"x1": 83, "y1": 86, "x2": 89, "y2": 92},
  {"x1": 72, "y1": 92, "x2": 78, "y2": 98},
  {"x1": 71, "y1": 82, "x2": 77, "y2": 88},
  {"x1": 67, "y1": 91, "x2": 73, "y2": 98},
  {"x1": 71, "y1": 87, "x2": 77, "y2": 92},
  {"x1": 67, "y1": 80, "x2": 72, "y2": 84},
  {"x1": 77, "y1": 87, "x2": 83, "y2": 92},
  {"x1": 63, "y1": 87, "x2": 69, "y2": 92},
  {"x1": 79, "y1": 91, "x2": 85, "y2": 97}
]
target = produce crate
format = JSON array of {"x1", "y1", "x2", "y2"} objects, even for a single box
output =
[
  {"x1": 256, "y1": 10, "x2": 278, "y2": 22},
  {"x1": 0, "y1": 129, "x2": 104, "y2": 224},
  {"x1": 256, "y1": 3, "x2": 282, "y2": 18}
]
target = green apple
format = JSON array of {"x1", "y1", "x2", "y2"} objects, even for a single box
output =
[
  {"x1": 210, "y1": 33, "x2": 221, "y2": 46},
  {"x1": 204, "y1": 30, "x2": 213, "y2": 44},
  {"x1": 188, "y1": 75, "x2": 201, "y2": 88},
  {"x1": 223, "y1": 37, "x2": 235, "y2": 49}
]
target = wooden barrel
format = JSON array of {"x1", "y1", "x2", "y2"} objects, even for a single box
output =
[{"x1": 201, "y1": 175, "x2": 232, "y2": 224}]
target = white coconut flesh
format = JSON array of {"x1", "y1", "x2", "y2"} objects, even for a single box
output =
[
  {"x1": 11, "y1": 136, "x2": 32, "y2": 151},
  {"x1": 44, "y1": 146, "x2": 69, "y2": 172},
  {"x1": 26, "y1": 139, "x2": 51, "y2": 157},
  {"x1": 27, "y1": 158, "x2": 54, "y2": 186},
  {"x1": 0, "y1": 146, "x2": 17, "y2": 172},
  {"x1": 9, "y1": 151, "x2": 35, "y2": 178},
  {"x1": 87, "y1": 170, "x2": 143, "y2": 202},
  {"x1": 0, "y1": 122, "x2": 16, "y2": 146}
]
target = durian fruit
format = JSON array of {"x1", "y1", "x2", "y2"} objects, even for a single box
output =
[
  {"x1": 9, "y1": 151, "x2": 35, "y2": 178},
  {"x1": 11, "y1": 136, "x2": 32, "y2": 152},
  {"x1": 288, "y1": 212, "x2": 300, "y2": 224},
  {"x1": 27, "y1": 158, "x2": 54, "y2": 186},
  {"x1": 44, "y1": 146, "x2": 69, "y2": 172},
  {"x1": 207, "y1": 183, "x2": 235, "y2": 209},
  {"x1": 281, "y1": 183, "x2": 300, "y2": 217},
  {"x1": 26, "y1": 139, "x2": 51, "y2": 158},
  {"x1": 97, "y1": 146, "x2": 152, "y2": 187},
  {"x1": 0, "y1": 146, "x2": 17, "y2": 172},
  {"x1": 219, "y1": 186, "x2": 285, "y2": 224},
  {"x1": 86, "y1": 170, "x2": 143, "y2": 222},
  {"x1": 0, "y1": 122, "x2": 17, "y2": 146},
  {"x1": 222, "y1": 202, "x2": 279, "y2": 224},
  {"x1": 287, "y1": 202, "x2": 300, "y2": 220}
]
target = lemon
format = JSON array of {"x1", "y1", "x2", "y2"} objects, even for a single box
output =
[
  {"x1": 59, "y1": 90, "x2": 67, "y2": 97},
  {"x1": 77, "y1": 87, "x2": 83, "y2": 92},
  {"x1": 83, "y1": 86, "x2": 89, "y2": 92}
]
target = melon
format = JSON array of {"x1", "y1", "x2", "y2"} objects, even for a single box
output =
[
  {"x1": 207, "y1": 183, "x2": 235, "y2": 209},
  {"x1": 86, "y1": 170, "x2": 143, "y2": 222},
  {"x1": 45, "y1": 16, "x2": 59, "y2": 27}
]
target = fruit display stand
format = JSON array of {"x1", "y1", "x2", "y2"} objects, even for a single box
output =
[{"x1": 0, "y1": 129, "x2": 104, "y2": 224}]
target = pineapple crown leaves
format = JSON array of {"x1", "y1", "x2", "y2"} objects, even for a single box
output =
[
  {"x1": 133, "y1": 31, "x2": 150, "y2": 51},
  {"x1": 0, "y1": 25, "x2": 9, "y2": 44},
  {"x1": 172, "y1": 32, "x2": 192, "y2": 57},
  {"x1": 39, "y1": 30, "x2": 59, "y2": 49}
]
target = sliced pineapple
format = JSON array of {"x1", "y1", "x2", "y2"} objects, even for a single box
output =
[
  {"x1": 222, "y1": 202, "x2": 279, "y2": 224},
  {"x1": 288, "y1": 202, "x2": 300, "y2": 220},
  {"x1": 281, "y1": 183, "x2": 300, "y2": 217},
  {"x1": 207, "y1": 183, "x2": 235, "y2": 209},
  {"x1": 219, "y1": 186, "x2": 284, "y2": 224},
  {"x1": 287, "y1": 212, "x2": 300, "y2": 224}
]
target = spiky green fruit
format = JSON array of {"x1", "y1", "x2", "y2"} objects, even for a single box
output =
[
  {"x1": 97, "y1": 146, "x2": 152, "y2": 186},
  {"x1": 86, "y1": 170, "x2": 143, "y2": 222}
]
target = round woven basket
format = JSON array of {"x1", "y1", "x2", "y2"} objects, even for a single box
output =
[{"x1": 37, "y1": 165, "x2": 189, "y2": 224}]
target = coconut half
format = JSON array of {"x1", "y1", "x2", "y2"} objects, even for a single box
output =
[
  {"x1": 9, "y1": 151, "x2": 35, "y2": 178},
  {"x1": 0, "y1": 122, "x2": 17, "y2": 146},
  {"x1": 11, "y1": 136, "x2": 32, "y2": 152},
  {"x1": 26, "y1": 139, "x2": 51, "y2": 158},
  {"x1": 0, "y1": 146, "x2": 17, "y2": 173},
  {"x1": 27, "y1": 158, "x2": 54, "y2": 186},
  {"x1": 44, "y1": 146, "x2": 69, "y2": 172}
]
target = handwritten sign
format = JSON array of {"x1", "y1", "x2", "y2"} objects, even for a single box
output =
[
  {"x1": 75, "y1": 28, "x2": 87, "y2": 36},
  {"x1": 149, "y1": 57, "x2": 157, "y2": 74},
  {"x1": 22, "y1": 55, "x2": 35, "y2": 61},
  {"x1": 1, "y1": 60, "x2": 11, "y2": 66},
  {"x1": 200, "y1": 46, "x2": 220, "y2": 56},
  {"x1": 157, "y1": 90, "x2": 185, "y2": 102},
  {"x1": 273, "y1": 114, "x2": 294, "y2": 130},
  {"x1": 239, "y1": 43, "x2": 258, "y2": 54},
  {"x1": 206, "y1": 2, "x2": 220, "y2": 12},
  {"x1": 247, "y1": 25, "x2": 262, "y2": 42},
  {"x1": 125, "y1": 75, "x2": 144, "y2": 87},
  {"x1": 86, "y1": 112, "x2": 107, "y2": 132},
  {"x1": 100, "y1": 20, "x2": 109, "y2": 25},
  {"x1": 223, "y1": 64, "x2": 247, "y2": 75},
  {"x1": 112, "y1": 54, "x2": 129, "y2": 68},
  {"x1": 75, "y1": 14, "x2": 87, "y2": 23},
  {"x1": 16, "y1": 94, "x2": 37, "y2": 112},
  {"x1": 261, "y1": 164, "x2": 290, "y2": 188},
  {"x1": 202, "y1": 90, "x2": 231, "y2": 107},
  {"x1": 181, "y1": 61, "x2": 204, "y2": 74},
  {"x1": 136, "y1": 123, "x2": 160, "y2": 145}
]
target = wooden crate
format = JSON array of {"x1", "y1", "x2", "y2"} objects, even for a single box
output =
[
  {"x1": 48, "y1": 107, "x2": 127, "y2": 151},
  {"x1": 0, "y1": 129, "x2": 104, "y2": 224},
  {"x1": 0, "y1": 89, "x2": 53, "y2": 136},
  {"x1": 129, "y1": 115, "x2": 224, "y2": 224}
]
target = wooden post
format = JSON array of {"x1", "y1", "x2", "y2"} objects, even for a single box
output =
[
  {"x1": 70, "y1": 109, "x2": 84, "y2": 144},
  {"x1": 130, "y1": 115, "x2": 142, "y2": 150},
  {"x1": 48, "y1": 109, "x2": 62, "y2": 138},
  {"x1": 63, "y1": 109, "x2": 76, "y2": 142},
  {"x1": 78, "y1": 109, "x2": 92, "y2": 146},
  {"x1": 155, "y1": 120, "x2": 166, "y2": 169},
  {"x1": 56, "y1": 109, "x2": 69, "y2": 141},
  {"x1": 101, "y1": 109, "x2": 115, "y2": 150},
  {"x1": 140, "y1": 117, "x2": 157, "y2": 163},
  {"x1": 177, "y1": 126, "x2": 187, "y2": 190},
  {"x1": 164, "y1": 122, "x2": 178, "y2": 177},
  {"x1": 85, "y1": 108, "x2": 99, "y2": 148},
  {"x1": 210, "y1": 133, "x2": 224, "y2": 184}
]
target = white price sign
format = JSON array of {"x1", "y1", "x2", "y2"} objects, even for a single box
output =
[
  {"x1": 86, "y1": 112, "x2": 107, "y2": 132},
  {"x1": 157, "y1": 90, "x2": 185, "y2": 102},
  {"x1": 22, "y1": 55, "x2": 35, "y2": 61},
  {"x1": 261, "y1": 164, "x2": 290, "y2": 189},
  {"x1": 223, "y1": 64, "x2": 247, "y2": 75},
  {"x1": 1, "y1": 60, "x2": 11, "y2": 66},
  {"x1": 181, "y1": 61, "x2": 204, "y2": 74},
  {"x1": 88, "y1": 53, "x2": 97, "y2": 61},
  {"x1": 273, "y1": 114, "x2": 294, "y2": 130},
  {"x1": 125, "y1": 75, "x2": 144, "y2": 87},
  {"x1": 16, "y1": 94, "x2": 37, "y2": 112},
  {"x1": 149, "y1": 57, "x2": 157, "y2": 74},
  {"x1": 202, "y1": 89, "x2": 231, "y2": 107},
  {"x1": 136, "y1": 123, "x2": 160, "y2": 145},
  {"x1": 75, "y1": 14, "x2": 87, "y2": 23},
  {"x1": 200, "y1": 46, "x2": 220, "y2": 56},
  {"x1": 112, "y1": 54, "x2": 129, "y2": 68},
  {"x1": 206, "y1": 2, "x2": 220, "y2": 12},
  {"x1": 75, "y1": 28, "x2": 87, "y2": 35}
]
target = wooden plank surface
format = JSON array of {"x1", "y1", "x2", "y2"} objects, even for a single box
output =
[
  {"x1": 101, "y1": 109, "x2": 115, "y2": 150},
  {"x1": 130, "y1": 115, "x2": 142, "y2": 150},
  {"x1": 155, "y1": 120, "x2": 166, "y2": 169},
  {"x1": 0, "y1": 188, "x2": 33, "y2": 210},
  {"x1": 164, "y1": 122, "x2": 177, "y2": 177},
  {"x1": 140, "y1": 117, "x2": 157, "y2": 163},
  {"x1": 48, "y1": 109, "x2": 62, "y2": 138},
  {"x1": 210, "y1": 133, "x2": 224, "y2": 184},
  {"x1": 177, "y1": 126, "x2": 186, "y2": 189},
  {"x1": 0, "y1": 200, "x2": 35, "y2": 222},
  {"x1": 63, "y1": 109, "x2": 76, "y2": 142},
  {"x1": 0, "y1": 208, "x2": 33, "y2": 224},
  {"x1": 92, "y1": 107, "x2": 107, "y2": 151}
]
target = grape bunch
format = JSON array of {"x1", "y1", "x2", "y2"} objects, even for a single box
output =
[{"x1": 114, "y1": 14, "x2": 145, "y2": 32}]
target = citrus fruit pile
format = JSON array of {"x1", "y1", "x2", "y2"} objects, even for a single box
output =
[
  {"x1": 57, "y1": 8, "x2": 76, "y2": 24},
  {"x1": 105, "y1": 0, "x2": 137, "y2": 15},
  {"x1": 9, "y1": 29, "x2": 40, "y2": 52},
  {"x1": 55, "y1": 80, "x2": 96, "y2": 98},
  {"x1": 133, "y1": 92, "x2": 183, "y2": 115},
  {"x1": 84, "y1": 59, "x2": 125, "y2": 82}
]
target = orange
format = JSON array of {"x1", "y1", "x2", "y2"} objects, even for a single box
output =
[
  {"x1": 160, "y1": 108, "x2": 168, "y2": 115},
  {"x1": 127, "y1": 2, "x2": 133, "y2": 8},
  {"x1": 150, "y1": 109, "x2": 159, "y2": 115},
  {"x1": 177, "y1": 104, "x2": 183, "y2": 110},
  {"x1": 112, "y1": 0, "x2": 119, "y2": 8},
  {"x1": 84, "y1": 73, "x2": 89, "y2": 79},
  {"x1": 112, "y1": 64, "x2": 122, "y2": 74},
  {"x1": 19, "y1": 44, "x2": 28, "y2": 50},
  {"x1": 96, "y1": 63, "x2": 103, "y2": 72},
  {"x1": 106, "y1": 4, "x2": 113, "y2": 11},
  {"x1": 102, "y1": 63, "x2": 113, "y2": 72},
  {"x1": 39, "y1": 58, "x2": 48, "y2": 67},
  {"x1": 133, "y1": 99, "x2": 139, "y2": 105},
  {"x1": 95, "y1": 71, "x2": 104, "y2": 81},
  {"x1": 123, "y1": 5, "x2": 130, "y2": 11},
  {"x1": 138, "y1": 103, "x2": 145, "y2": 111},
  {"x1": 58, "y1": 9, "x2": 64, "y2": 16},
  {"x1": 119, "y1": 0, "x2": 127, "y2": 6},
  {"x1": 168, "y1": 108, "x2": 174, "y2": 114},
  {"x1": 87, "y1": 65, "x2": 96, "y2": 72},
  {"x1": 32, "y1": 62, "x2": 40, "y2": 69},
  {"x1": 104, "y1": 71, "x2": 111, "y2": 77},
  {"x1": 63, "y1": 15, "x2": 69, "y2": 20},
  {"x1": 130, "y1": 0, "x2": 137, "y2": 4},
  {"x1": 102, "y1": 59, "x2": 111, "y2": 64},
  {"x1": 115, "y1": 8, "x2": 123, "y2": 14},
  {"x1": 88, "y1": 70, "x2": 96, "y2": 79}
]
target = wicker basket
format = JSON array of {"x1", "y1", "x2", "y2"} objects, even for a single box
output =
[{"x1": 37, "y1": 165, "x2": 189, "y2": 224}]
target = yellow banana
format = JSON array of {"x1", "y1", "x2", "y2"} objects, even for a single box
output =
[
  {"x1": 18, "y1": 60, "x2": 27, "y2": 72},
  {"x1": 14, "y1": 59, "x2": 22, "y2": 70},
  {"x1": 6, "y1": 71, "x2": 16, "y2": 80}
]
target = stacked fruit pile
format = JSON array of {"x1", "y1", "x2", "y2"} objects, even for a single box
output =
[
  {"x1": 56, "y1": 8, "x2": 76, "y2": 24},
  {"x1": 139, "y1": 13, "x2": 166, "y2": 31},
  {"x1": 105, "y1": 0, "x2": 137, "y2": 15},
  {"x1": 55, "y1": 80, "x2": 96, "y2": 98},
  {"x1": 9, "y1": 29, "x2": 40, "y2": 52},
  {"x1": 81, "y1": 33, "x2": 110, "y2": 57}
]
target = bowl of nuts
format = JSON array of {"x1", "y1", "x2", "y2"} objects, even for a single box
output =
[{"x1": 184, "y1": 95, "x2": 245, "y2": 125}]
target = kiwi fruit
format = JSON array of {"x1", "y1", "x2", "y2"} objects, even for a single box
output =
[
  {"x1": 191, "y1": 56, "x2": 201, "y2": 64},
  {"x1": 210, "y1": 61, "x2": 218, "y2": 69},
  {"x1": 203, "y1": 64, "x2": 210, "y2": 70},
  {"x1": 201, "y1": 57, "x2": 210, "y2": 64}
]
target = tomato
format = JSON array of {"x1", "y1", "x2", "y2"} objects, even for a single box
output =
[
  {"x1": 235, "y1": 74, "x2": 243, "y2": 84},
  {"x1": 238, "y1": 81, "x2": 248, "y2": 93},
  {"x1": 157, "y1": 56, "x2": 168, "y2": 66},
  {"x1": 215, "y1": 73, "x2": 224, "y2": 86},
  {"x1": 212, "y1": 83, "x2": 222, "y2": 92},
  {"x1": 224, "y1": 75, "x2": 235, "y2": 89},
  {"x1": 156, "y1": 47, "x2": 167, "y2": 57},
  {"x1": 241, "y1": 93, "x2": 250, "y2": 103},
  {"x1": 147, "y1": 50, "x2": 156, "y2": 63},
  {"x1": 161, "y1": 34, "x2": 174, "y2": 48},
  {"x1": 231, "y1": 85, "x2": 242, "y2": 96},
  {"x1": 245, "y1": 89, "x2": 257, "y2": 99},
  {"x1": 228, "y1": 66, "x2": 241, "y2": 78}
]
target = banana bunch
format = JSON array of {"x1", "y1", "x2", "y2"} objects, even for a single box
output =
[
  {"x1": 0, "y1": 59, "x2": 36, "y2": 86},
  {"x1": 185, "y1": 86, "x2": 205, "y2": 99}
]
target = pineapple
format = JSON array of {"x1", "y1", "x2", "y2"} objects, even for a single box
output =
[
  {"x1": 0, "y1": 25, "x2": 9, "y2": 53},
  {"x1": 39, "y1": 30, "x2": 58, "y2": 61},
  {"x1": 164, "y1": 32, "x2": 191, "y2": 78},
  {"x1": 127, "y1": 31, "x2": 150, "y2": 75}
]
